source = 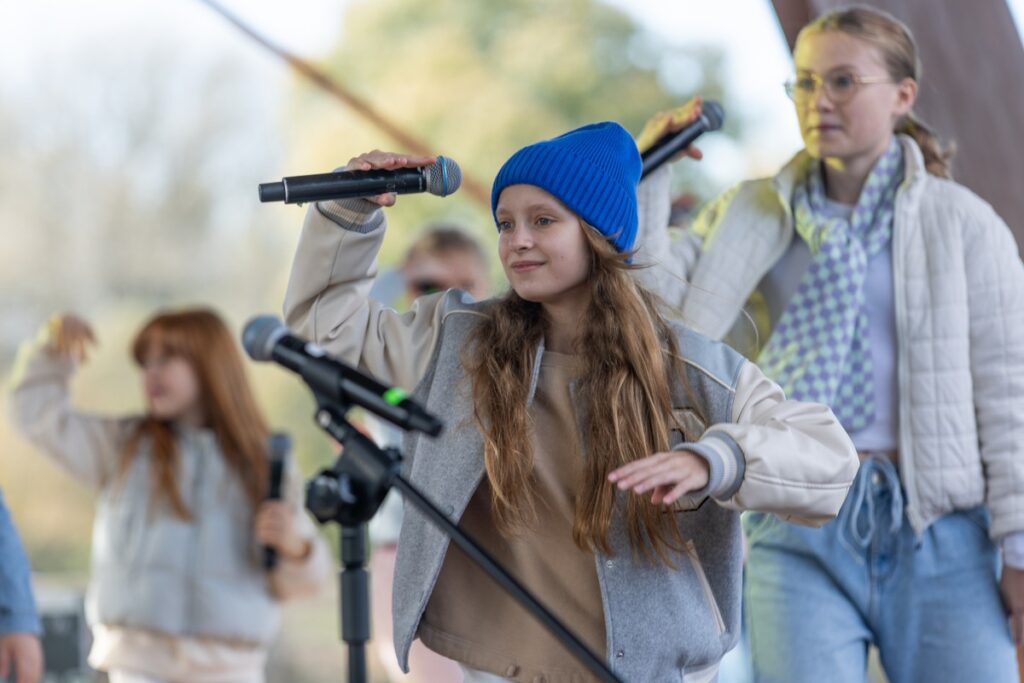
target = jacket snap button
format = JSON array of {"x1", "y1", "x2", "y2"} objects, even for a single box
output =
[
  {"x1": 616, "y1": 649, "x2": 625, "y2": 658},
  {"x1": 605, "y1": 559, "x2": 614, "y2": 569}
]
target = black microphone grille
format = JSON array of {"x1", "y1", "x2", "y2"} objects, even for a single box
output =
[
  {"x1": 267, "y1": 432, "x2": 292, "y2": 460},
  {"x1": 701, "y1": 100, "x2": 725, "y2": 132},
  {"x1": 422, "y1": 156, "x2": 462, "y2": 197},
  {"x1": 242, "y1": 315, "x2": 287, "y2": 362}
]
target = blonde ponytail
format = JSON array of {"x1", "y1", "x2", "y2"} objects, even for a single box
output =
[{"x1": 897, "y1": 112, "x2": 955, "y2": 178}]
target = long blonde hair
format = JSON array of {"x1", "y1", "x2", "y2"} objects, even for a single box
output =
[
  {"x1": 123, "y1": 308, "x2": 269, "y2": 519},
  {"x1": 800, "y1": 5, "x2": 955, "y2": 177},
  {"x1": 467, "y1": 224, "x2": 692, "y2": 564}
]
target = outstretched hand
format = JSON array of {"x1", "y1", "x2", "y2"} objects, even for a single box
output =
[
  {"x1": 635, "y1": 96, "x2": 706, "y2": 161},
  {"x1": 46, "y1": 313, "x2": 97, "y2": 364},
  {"x1": 608, "y1": 450, "x2": 710, "y2": 506},
  {"x1": 345, "y1": 150, "x2": 437, "y2": 207}
]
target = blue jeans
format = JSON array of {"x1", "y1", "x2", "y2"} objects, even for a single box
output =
[{"x1": 743, "y1": 456, "x2": 1016, "y2": 683}]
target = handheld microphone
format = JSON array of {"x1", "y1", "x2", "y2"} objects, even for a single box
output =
[
  {"x1": 640, "y1": 100, "x2": 725, "y2": 178},
  {"x1": 258, "y1": 156, "x2": 462, "y2": 204},
  {"x1": 262, "y1": 432, "x2": 290, "y2": 571},
  {"x1": 242, "y1": 316, "x2": 443, "y2": 437}
]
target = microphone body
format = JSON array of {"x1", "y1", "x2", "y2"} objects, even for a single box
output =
[
  {"x1": 259, "y1": 156, "x2": 461, "y2": 204},
  {"x1": 262, "y1": 433, "x2": 291, "y2": 571},
  {"x1": 243, "y1": 316, "x2": 443, "y2": 437},
  {"x1": 640, "y1": 100, "x2": 725, "y2": 178}
]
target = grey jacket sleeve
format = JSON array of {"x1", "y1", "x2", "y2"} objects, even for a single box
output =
[{"x1": 0, "y1": 489, "x2": 41, "y2": 635}]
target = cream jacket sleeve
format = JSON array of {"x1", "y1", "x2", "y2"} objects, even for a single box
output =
[
  {"x1": 680, "y1": 360, "x2": 859, "y2": 527},
  {"x1": 283, "y1": 199, "x2": 452, "y2": 392},
  {"x1": 632, "y1": 166, "x2": 730, "y2": 308},
  {"x1": 962, "y1": 195, "x2": 1024, "y2": 540}
]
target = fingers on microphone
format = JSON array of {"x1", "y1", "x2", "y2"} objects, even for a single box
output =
[
  {"x1": 347, "y1": 151, "x2": 437, "y2": 171},
  {"x1": 668, "y1": 95, "x2": 704, "y2": 129},
  {"x1": 410, "y1": 154, "x2": 438, "y2": 166},
  {"x1": 385, "y1": 153, "x2": 436, "y2": 168}
]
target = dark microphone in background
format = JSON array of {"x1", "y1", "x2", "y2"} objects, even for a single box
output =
[
  {"x1": 258, "y1": 156, "x2": 462, "y2": 204},
  {"x1": 242, "y1": 315, "x2": 443, "y2": 437},
  {"x1": 262, "y1": 432, "x2": 291, "y2": 571},
  {"x1": 640, "y1": 100, "x2": 725, "y2": 178}
]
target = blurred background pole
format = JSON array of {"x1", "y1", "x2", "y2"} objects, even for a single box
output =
[{"x1": 195, "y1": 0, "x2": 492, "y2": 208}]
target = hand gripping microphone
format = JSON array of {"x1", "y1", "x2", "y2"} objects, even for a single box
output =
[
  {"x1": 242, "y1": 315, "x2": 442, "y2": 436},
  {"x1": 640, "y1": 100, "x2": 725, "y2": 178},
  {"x1": 258, "y1": 156, "x2": 462, "y2": 204},
  {"x1": 262, "y1": 432, "x2": 290, "y2": 571}
]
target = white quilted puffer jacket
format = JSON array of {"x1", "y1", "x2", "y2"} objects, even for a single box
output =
[{"x1": 635, "y1": 135, "x2": 1024, "y2": 539}]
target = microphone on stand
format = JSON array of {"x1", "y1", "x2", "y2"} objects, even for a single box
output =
[{"x1": 242, "y1": 316, "x2": 442, "y2": 437}]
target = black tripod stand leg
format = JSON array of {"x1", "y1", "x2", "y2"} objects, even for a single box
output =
[{"x1": 340, "y1": 524, "x2": 370, "y2": 683}]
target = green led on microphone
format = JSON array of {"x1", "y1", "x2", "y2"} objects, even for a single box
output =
[{"x1": 383, "y1": 387, "x2": 408, "y2": 406}]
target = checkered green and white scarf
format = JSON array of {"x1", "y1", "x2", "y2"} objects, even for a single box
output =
[{"x1": 757, "y1": 138, "x2": 904, "y2": 431}]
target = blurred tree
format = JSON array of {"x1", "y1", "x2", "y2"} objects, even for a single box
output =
[
  {"x1": 0, "y1": 33, "x2": 334, "y2": 575},
  {"x1": 287, "y1": 0, "x2": 741, "y2": 267},
  {"x1": 0, "y1": 37, "x2": 292, "y2": 358}
]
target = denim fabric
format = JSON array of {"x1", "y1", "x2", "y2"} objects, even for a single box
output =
[
  {"x1": 743, "y1": 457, "x2": 1016, "y2": 683},
  {"x1": 0, "y1": 489, "x2": 40, "y2": 635}
]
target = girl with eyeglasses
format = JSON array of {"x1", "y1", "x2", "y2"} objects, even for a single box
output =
[{"x1": 635, "y1": 6, "x2": 1024, "y2": 682}]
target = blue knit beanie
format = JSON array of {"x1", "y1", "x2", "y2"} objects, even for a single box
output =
[{"x1": 491, "y1": 121, "x2": 641, "y2": 253}]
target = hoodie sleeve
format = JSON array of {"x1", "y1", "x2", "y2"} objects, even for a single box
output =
[
  {"x1": 283, "y1": 199, "x2": 466, "y2": 392},
  {"x1": 8, "y1": 329, "x2": 132, "y2": 490}
]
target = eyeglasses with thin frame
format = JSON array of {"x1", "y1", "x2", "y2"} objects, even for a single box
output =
[{"x1": 784, "y1": 70, "x2": 893, "y2": 105}]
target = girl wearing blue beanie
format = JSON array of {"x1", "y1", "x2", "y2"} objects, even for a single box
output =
[{"x1": 282, "y1": 123, "x2": 858, "y2": 682}]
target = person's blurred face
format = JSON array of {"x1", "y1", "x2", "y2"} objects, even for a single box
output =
[
  {"x1": 140, "y1": 347, "x2": 204, "y2": 425},
  {"x1": 792, "y1": 30, "x2": 915, "y2": 166},
  {"x1": 403, "y1": 249, "x2": 489, "y2": 301},
  {"x1": 496, "y1": 184, "x2": 591, "y2": 309}
]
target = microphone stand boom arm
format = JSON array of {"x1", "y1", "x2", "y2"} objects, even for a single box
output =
[{"x1": 304, "y1": 394, "x2": 623, "y2": 683}]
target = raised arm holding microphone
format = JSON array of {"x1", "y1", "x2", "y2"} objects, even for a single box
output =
[{"x1": 280, "y1": 123, "x2": 858, "y2": 683}]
